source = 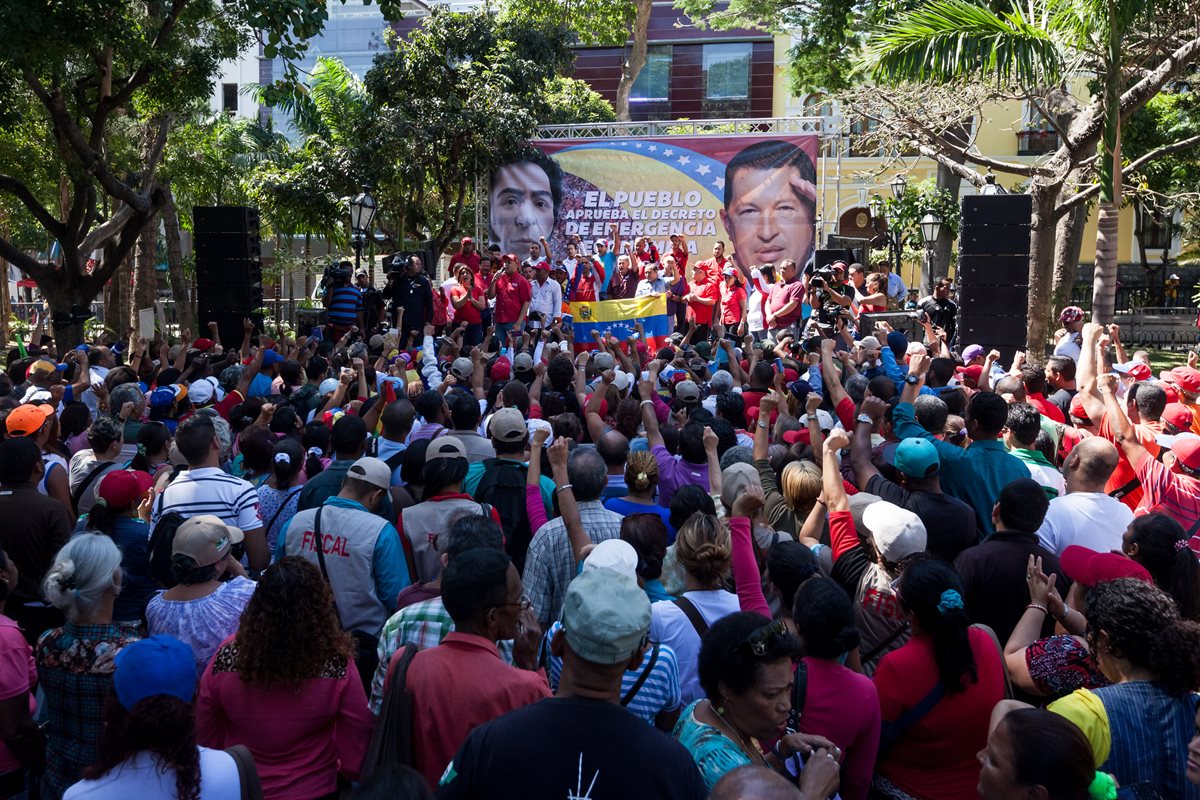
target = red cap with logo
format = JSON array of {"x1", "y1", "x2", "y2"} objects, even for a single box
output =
[{"x1": 1172, "y1": 367, "x2": 1200, "y2": 393}]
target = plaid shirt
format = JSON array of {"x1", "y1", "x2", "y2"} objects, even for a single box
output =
[
  {"x1": 523, "y1": 501, "x2": 624, "y2": 630},
  {"x1": 38, "y1": 622, "x2": 141, "y2": 799},
  {"x1": 369, "y1": 597, "x2": 514, "y2": 714}
]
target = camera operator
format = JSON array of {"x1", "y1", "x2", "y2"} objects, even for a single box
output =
[
  {"x1": 355, "y1": 269, "x2": 384, "y2": 334},
  {"x1": 801, "y1": 268, "x2": 853, "y2": 342},
  {"x1": 383, "y1": 255, "x2": 434, "y2": 343},
  {"x1": 322, "y1": 261, "x2": 363, "y2": 342}
]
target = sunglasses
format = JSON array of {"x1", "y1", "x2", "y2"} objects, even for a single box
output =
[{"x1": 732, "y1": 618, "x2": 788, "y2": 656}]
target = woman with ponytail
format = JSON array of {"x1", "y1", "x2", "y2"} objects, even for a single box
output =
[
  {"x1": 871, "y1": 558, "x2": 1006, "y2": 800},
  {"x1": 1121, "y1": 513, "x2": 1200, "y2": 621},
  {"x1": 127, "y1": 421, "x2": 171, "y2": 484},
  {"x1": 257, "y1": 438, "x2": 305, "y2": 557},
  {"x1": 37, "y1": 535, "x2": 140, "y2": 800},
  {"x1": 978, "y1": 706, "x2": 1105, "y2": 800},
  {"x1": 300, "y1": 421, "x2": 329, "y2": 479},
  {"x1": 1049, "y1": 578, "x2": 1200, "y2": 800},
  {"x1": 605, "y1": 450, "x2": 674, "y2": 539}
]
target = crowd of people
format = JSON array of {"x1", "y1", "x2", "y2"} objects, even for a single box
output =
[{"x1": 0, "y1": 236, "x2": 1197, "y2": 800}]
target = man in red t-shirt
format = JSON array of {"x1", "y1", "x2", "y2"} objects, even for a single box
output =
[
  {"x1": 693, "y1": 240, "x2": 737, "y2": 284},
  {"x1": 489, "y1": 254, "x2": 532, "y2": 346},
  {"x1": 633, "y1": 236, "x2": 659, "y2": 279},
  {"x1": 719, "y1": 267, "x2": 748, "y2": 337},
  {"x1": 448, "y1": 237, "x2": 480, "y2": 275},
  {"x1": 684, "y1": 262, "x2": 720, "y2": 340},
  {"x1": 669, "y1": 234, "x2": 689, "y2": 275},
  {"x1": 569, "y1": 255, "x2": 604, "y2": 302},
  {"x1": 765, "y1": 258, "x2": 806, "y2": 341}
]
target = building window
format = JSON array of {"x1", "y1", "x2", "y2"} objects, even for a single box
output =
[
  {"x1": 703, "y1": 43, "x2": 751, "y2": 100},
  {"x1": 1139, "y1": 205, "x2": 1172, "y2": 249},
  {"x1": 222, "y1": 83, "x2": 238, "y2": 114},
  {"x1": 631, "y1": 46, "x2": 670, "y2": 103}
]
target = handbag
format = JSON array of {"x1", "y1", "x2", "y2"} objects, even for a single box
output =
[{"x1": 225, "y1": 745, "x2": 265, "y2": 800}]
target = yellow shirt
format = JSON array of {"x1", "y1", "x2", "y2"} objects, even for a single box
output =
[{"x1": 1049, "y1": 688, "x2": 1112, "y2": 766}]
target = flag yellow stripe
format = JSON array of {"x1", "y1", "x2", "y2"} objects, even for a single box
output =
[{"x1": 568, "y1": 295, "x2": 668, "y2": 324}]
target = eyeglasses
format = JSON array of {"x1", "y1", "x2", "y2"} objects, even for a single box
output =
[
  {"x1": 732, "y1": 618, "x2": 788, "y2": 656},
  {"x1": 496, "y1": 594, "x2": 532, "y2": 612}
]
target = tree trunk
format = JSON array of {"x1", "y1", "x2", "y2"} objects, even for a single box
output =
[
  {"x1": 1050, "y1": 178, "x2": 1089, "y2": 311},
  {"x1": 613, "y1": 0, "x2": 653, "y2": 122},
  {"x1": 930, "y1": 160, "x2": 962, "y2": 294},
  {"x1": 129, "y1": 215, "x2": 159, "y2": 341},
  {"x1": 162, "y1": 183, "x2": 194, "y2": 336},
  {"x1": 1091, "y1": 201, "x2": 1121, "y2": 324},
  {"x1": 1027, "y1": 182, "x2": 1063, "y2": 355}
]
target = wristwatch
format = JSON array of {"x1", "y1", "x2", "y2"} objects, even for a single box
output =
[
  {"x1": 856, "y1": 413, "x2": 873, "y2": 425},
  {"x1": 905, "y1": 374, "x2": 921, "y2": 386}
]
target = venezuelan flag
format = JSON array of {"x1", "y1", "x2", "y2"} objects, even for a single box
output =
[{"x1": 569, "y1": 294, "x2": 671, "y2": 353}]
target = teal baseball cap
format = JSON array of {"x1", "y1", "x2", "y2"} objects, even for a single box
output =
[{"x1": 894, "y1": 438, "x2": 940, "y2": 479}]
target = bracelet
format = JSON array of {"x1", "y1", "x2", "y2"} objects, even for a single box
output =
[
  {"x1": 640, "y1": 399, "x2": 654, "y2": 407},
  {"x1": 757, "y1": 421, "x2": 770, "y2": 428},
  {"x1": 1026, "y1": 603, "x2": 1049, "y2": 615},
  {"x1": 1056, "y1": 603, "x2": 1071, "y2": 622},
  {"x1": 555, "y1": 483, "x2": 573, "y2": 495}
]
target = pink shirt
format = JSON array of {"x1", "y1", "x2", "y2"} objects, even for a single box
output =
[
  {"x1": 0, "y1": 617, "x2": 35, "y2": 774},
  {"x1": 196, "y1": 635, "x2": 374, "y2": 800}
]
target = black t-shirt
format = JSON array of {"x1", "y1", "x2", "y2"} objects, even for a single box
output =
[
  {"x1": 919, "y1": 295, "x2": 958, "y2": 341},
  {"x1": 438, "y1": 697, "x2": 707, "y2": 800},
  {"x1": 952, "y1": 531, "x2": 1069, "y2": 644},
  {"x1": 866, "y1": 474, "x2": 979, "y2": 563},
  {"x1": 1048, "y1": 388, "x2": 1076, "y2": 420}
]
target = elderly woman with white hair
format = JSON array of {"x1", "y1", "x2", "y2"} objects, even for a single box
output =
[{"x1": 37, "y1": 534, "x2": 141, "y2": 800}]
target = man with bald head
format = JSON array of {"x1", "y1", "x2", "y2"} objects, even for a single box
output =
[
  {"x1": 1036, "y1": 437, "x2": 1134, "y2": 555},
  {"x1": 596, "y1": 430, "x2": 630, "y2": 500}
]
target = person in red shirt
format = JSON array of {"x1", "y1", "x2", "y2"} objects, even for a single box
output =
[
  {"x1": 1018, "y1": 360, "x2": 1066, "y2": 424},
  {"x1": 633, "y1": 236, "x2": 659, "y2": 278},
  {"x1": 718, "y1": 267, "x2": 747, "y2": 337},
  {"x1": 489, "y1": 254, "x2": 531, "y2": 346},
  {"x1": 448, "y1": 237, "x2": 480, "y2": 275},
  {"x1": 684, "y1": 262, "x2": 720, "y2": 341},
  {"x1": 765, "y1": 259, "x2": 806, "y2": 341},
  {"x1": 568, "y1": 254, "x2": 604, "y2": 302},
  {"x1": 694, "y1": 240, "x2": 738, "y2": 285},
  {"x1": 450, "y1": 264, "x2": 487, "y2": 348},
  {"x1": 404, "y1": 543, "x2": 548, "y2": 787},
  {"x1": 669, "y1": 233, "x2": 689, "y2": 275}
]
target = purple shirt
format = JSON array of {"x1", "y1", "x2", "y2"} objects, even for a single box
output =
[{"x1": 652, "y1": 444, "x2": 709, "y2": 508}]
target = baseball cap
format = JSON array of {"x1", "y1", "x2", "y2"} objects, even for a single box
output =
[
  {"x1": 799, "y1": 409, "x2": 836, "y2": 432},
  {"x1": 582, "y1": 539, "x2": 638, "y2": 581},
  {"x1": 346, "y1": 457, "x2": 392, "y2": 490},
  {"x1": 961, "y1": 344, "x2": 985, "y2": 361},
  {"x1": 490, "y1": 355, "x2": 512, "y2": 382},
  {"x1": 489, "y1": 407, "x2": 528, "y2": 443},
  {"x1": 1069, "y1": 393, "x2": 1092, "y2": 425},
  {"x1": 561, "y1": 568, "x2": 651, "y2": 666},
  {"x1": 450, "y1": 357, "x2": 473, "y2": 381},
  {"x1": 193, "y1": 338, "x2": 215, "y2": 352},
  {"x1": 5, "y1": 404, "x2": 54, "y2": 437},
  {"x1": 461, "y1": 236, "x2": 473, "y2": 245},
  {"x1": 426, "y1": 436, "x2": 467, "y2": 462},
  {"x1": 893, "y1": 438, "x2": 940, "y2": 479},
  {"x1": 721, "y1": 267, "x2": 737, "y2": 277},
  {"x1": 1061, "y1": 545, "x2": 1152, "y2": 587},
  {"x1": 611, "y1": 369, "x2": 631, "y2": 392},
  {"x1": 675, "y1": 380, "x2": 702, "y2": 404},
  {"x1": 96, "y1": 469, "x2": 153, "y2": 509},
  {"x1": 26, "y1": 359, "x2": 65, "y2": 378},
  {"x1": 592, "y1": 352, "x2": 616, "y2": 371},
  {"x1": 113, "y1": 635, "x2": 197, "y2": 710},
  {"x1": 1167, "y1": 434, "x2": 1200, "y2": 471},
  {"x1": 857, "y1": 336, "x2": 881, "y2": 351},
  {"x1": 513, "y1": 352, "x2": 535, "y2": 374},
  {"x1": 956, "y1": 365, "x2": 983, "y2": 383},
  {"x1": 188, "y1": 376, "x2": 224, "y2": 406},
  {"x1": 261, "y1": 349, "x2": 284, "y2": 366},
  {"x1": 862, "y1": 501, "x2": 927, "y2": 562},
  {"x1": 720, "y1": 462, "x2": 762, "y2": 509},
  {"x1": 1173, "y1": 367, "x2": 1200, "y2": 394},
  {"x1": 1059, "y1": 306, "x2": 1084, "y2": 324},
  {"x1": 172, "y1": 515, "x2": 244, "y2": 567},
  {"x1": 1163, "y1": 403, "x2": 1193, "y2": 432},
  {"x1": 1113, "y1": 360, "x2": 1152, "y2": 382},
  {"x1": 149, "y1": 384, "x2": 188, "y2": 409},
  {"x1": 319, "y1": 377, "x2": 339, "y2": 396}
]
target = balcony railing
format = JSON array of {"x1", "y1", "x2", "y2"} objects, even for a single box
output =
[{"x1": 1017, "y1": 130, "x2": 1060, "y2": 155}]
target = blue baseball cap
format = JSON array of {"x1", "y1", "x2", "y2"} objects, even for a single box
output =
[
  {"x1": 113, "y1": 635, "x2": 197, "y2": 709},
  {"x1": 261, "y1": 349, "x2": 284, "y2": 366},
  {"x1": 893, "y1": 438, "x2": 940, "y2": 479}
]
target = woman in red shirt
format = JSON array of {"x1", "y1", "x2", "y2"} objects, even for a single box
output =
[
  {"x1": 872, "y1": 558, "x2": 1006, "y2": 800},
  {"x1": 450, "y1": 264, "x2": 486, "y2": 348}
]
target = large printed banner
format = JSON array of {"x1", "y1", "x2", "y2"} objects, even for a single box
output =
[
  {"x1": 488, "y1": 135, "x2": 821, "y2": 276},
  {"x1": 569, "y1": 295, "x2": 670, "y2": 353}
]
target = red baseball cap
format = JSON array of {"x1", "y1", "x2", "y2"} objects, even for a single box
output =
[
  {"x1": 782, "y1": 429, "x2": 810, "y2": 445},
  {"x1": 1163, "y1": 383, "x2": 1182, "y2": 404},
  {"x1": 783, "y1": 368, "x2": 800, "y2": 384},
  {"x1": 193, "y1": 338, "x2": 215, "y2": 353},
  {"x1": 461, "y1": 236, "x2": 473, "y2": 245},
  {"x1": 1069, "y1": 393, "x2": 1092, "y2": 425},
  {"x1": 1163, "y1": 403, "x2": 1193, "y2": 433},
  {"x1": 1113, "y1": 360, "x2": 1151, "y2": 382},
  {"x1": 490, "y1": 356, "x2": 512, "y2": 382},
  {"x1": 96, "y1": 469, "x2": 154, "y2": 510},
  {"x1": 1172, "y1": 435, "x2": 1200, "y2": 471},
  {"x1": 1172, "y1": 367, "x2": 1200, "y2": 393},
  {"x1": 1061, "y1": 545, "x2": 1152, "y2": 587},
  {"x1": 956, "y1": 365, "x2": 983, "y2": 383}
]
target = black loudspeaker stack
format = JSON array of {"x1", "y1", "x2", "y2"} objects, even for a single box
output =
[
  {"x1": 955, "y1": 195, "x2": 1031, "y2": 359},
  {"x1": 814, "y1": 248, "x2": 854, "y2": 271},
  {"x1": 194, "y1": 206, "x2": 264, "y2": 348}
]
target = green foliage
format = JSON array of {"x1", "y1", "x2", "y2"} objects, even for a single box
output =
[
  {"x1": 1124, "y1": 83, "x2": 1200, "y2": 206},
  {"x1": 872, "y1": 179, "x2": 961, "y2": 249},
  {"x1": 498, "y1": 0, "x2": 636, "y2": 47},
  {"x1": 540, "y1": 76, "x2": 616, "y2": 125}
]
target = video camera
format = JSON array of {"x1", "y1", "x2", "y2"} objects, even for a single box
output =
[{"x1": 319, "y1": 260, "x2": 353, "y2": 293}]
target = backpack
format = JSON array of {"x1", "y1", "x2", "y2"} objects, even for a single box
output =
[
  {"x1": 148, "y1": 509, "x2": 187, "y2": 588},
  {"x1": 472, "y1": 458, "x2": 534, "y2": 572},
  {"x1": 285, "y1": 383, "x2": 319, "y2": 417}
]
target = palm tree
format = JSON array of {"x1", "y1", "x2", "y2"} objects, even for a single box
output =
[{"x1": 863, "y1": 0, "x2": 1150, "y2": 328}]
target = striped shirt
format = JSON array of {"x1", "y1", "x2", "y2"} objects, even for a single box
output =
[
  {"x1": 1137, "y1": 455, "x2": 1200, "y2": 547},
  {"x1": 326, "y1": 285, "x2": 363, "y2": 326},
  {"x1": 542, "y1": 620, "x2": 681, "y2": 724},
  {"x1": 152, "y1": 467, "x2": 262, "y2": 531}
]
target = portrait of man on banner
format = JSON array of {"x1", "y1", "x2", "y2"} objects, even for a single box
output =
[
  {"x1": 488, "y1": 150, "x2": 564, "y2": 258},
  {"x1": 720, "y1": 139, "x2": 818, "y2": 276}
]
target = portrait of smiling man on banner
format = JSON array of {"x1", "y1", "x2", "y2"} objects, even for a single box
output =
[
  {"x1": 720, "y1": 139, "x2": 818, "y2": 275},
  {"x1": 489, "y1": 150, "x2": 564, "y2": 258}
]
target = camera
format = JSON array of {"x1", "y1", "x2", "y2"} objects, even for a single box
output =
[
  {"x1": 319, "y1": 261, "x2": 352, "y2": 293},
  {"x1": 809, "y1": 276, "x2": 826, "y2": 288}
]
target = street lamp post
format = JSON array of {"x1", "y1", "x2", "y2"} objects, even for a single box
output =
[
  {"x1": 348, "y1": 184, "x2": 378, "y2": 274},
  {"x1": 890, "y1": 173, "x2": 907, "y2": 200},
  {"x1": 919, "y1": 212, "x2": 942, "y2": 294},
  {"x1": 868, "y1": 194, "x2": 903, "y2": 277}
]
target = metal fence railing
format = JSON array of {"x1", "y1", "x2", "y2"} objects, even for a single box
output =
[{"x1": 8, "y1": 297, "x2": 314, "y2": 336}]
